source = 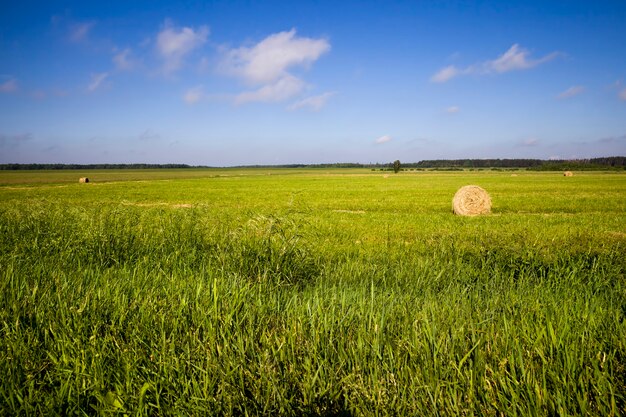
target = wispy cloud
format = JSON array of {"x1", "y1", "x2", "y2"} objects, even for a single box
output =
[
  {"x1": 113, "y1": 48, "x2": 134, "y2": 70},
  {"x1": 431, "y1": 66, "x2": 461, "y2": 83},
  {"x1": 609, "y1": 80, "x2": 626, "y2": 101},
  {"x1": 488, "y1": 44, "x2": 559, "y2": 73},
  {"x1": 221, "y1": 29, "x2": 330, "y2": 104},
  {"x1": 234, "y1": 75, "x2": 305, "y2": 104},
  {"x1": 288, "y1": 91, "x2": 336, "y2": 111},
  {"x1": 375, "y1": 135, "x2": 392, "y2": 144},
  {"x1": 156, "y1": 22, "x2": 209, "y2": 73},
  {"x1": 557, "y1": 85, "x2": 585, "y2": 99},
  {"x1": 431, "y1": 44, "x2": 561, "y2": 83},
  {"x1": 446, "y1": 106, "x2": 460, "y2": 114},
  {"x1": 87, "y1": 72, "x2": 109, "y2": 92},
  {"x1": 183, "y1": 86, "x2": 232, "y2": 105},
  {"x1": 519, "y1": 137, "x2": 540, "y2": 147},
  {"x1": 183, "y1": 85, "x2": 205, "y2": 104},
  {"x1": 0, "y1": 79, "x2": 18, "y2": 93},
  {"x1": 69, "y1": 21, "x2": 95, "y2": 42}
]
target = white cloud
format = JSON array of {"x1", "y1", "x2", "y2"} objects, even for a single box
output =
[
  {"x1": 156, "y1": 22, "x2": 209, "y2": 73},
  {"x1": 0, "y1": 79, "x2": 18, "y2": 93},
  {"x1": 183, "y1": 85, "x2": 204, "y2": 104},
  {"x1": 113, "y1": 48, "x2": 134, "y2": 70},
  {"x1": 487, "y1": 44, "x2": 558, "y2": 73},
  {"x1": 375, "y1": 135, "x2": 392, "y2": 144},
  {"x1": 446, "y1": 106, "x2": 460, "y2": 113},
  {"x1": 222, "y1": 29, "x2": 330, "y2": 84},
  {"x1": 69, "y1": 22, "x2": 95, "y2": 42},
  {"x1": 557, "y1": 85, "x2": 585, "y2": 99},
  {"x1": 620, "y1": 88, "x2": 626, "y2": 101},
  {"x1": 87, "y1": 72, "x2": 109, "y2": 92},
  {"x1": 216, "y1": 29, "x2": 330, "y2": 106},
  {"x1": 288, "y1": 91, "x2": 336, "y2": 111},
  {"x1": 431, "y1": 44, "x2": 560, "y2": 83},
  {"x1": 431, "y1": 66, "x2": 461, "y2": 83},
  {"x1": 234, "y1": 75, "x2": 305, "y2": 104}
]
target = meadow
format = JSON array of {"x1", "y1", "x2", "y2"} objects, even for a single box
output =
[{"x1": 0, "y1": 168, "x2": 624, "y2": 416}]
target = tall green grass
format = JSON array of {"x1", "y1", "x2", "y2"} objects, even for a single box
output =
[{"x1": 0, "y1": 171, "x2": 625, "y2": 415}]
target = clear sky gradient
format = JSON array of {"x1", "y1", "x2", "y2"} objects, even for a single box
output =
[{"x1": 1, "y1": 0, "x2": 625, "y2": 165}]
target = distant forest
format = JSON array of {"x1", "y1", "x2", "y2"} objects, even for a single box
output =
[
  {"x1": 410, "y1": 157, "x2": 626, "y2": 170},
  {"x1": 1, "y1": 157, "x2": 624, "y2": 171},
  {"x1": 0, "y1": 163, "x2": 193, "y2": 170}
]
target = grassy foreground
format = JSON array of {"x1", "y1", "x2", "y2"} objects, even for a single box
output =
[{"x1": 0, "y1": 169, "x2": 625, "y2": 416}]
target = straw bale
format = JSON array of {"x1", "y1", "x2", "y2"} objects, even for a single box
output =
[
  {"x1": 79, "y1": 177, "x2": 89, "y2": 183},
  {"x1": 452, "y1": 185, "x2": 491, "y2": 216}
]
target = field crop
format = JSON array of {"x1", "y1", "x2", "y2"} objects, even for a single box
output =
[{"x1": 0, "y1": 169, "x2": 625, "y2": 416}]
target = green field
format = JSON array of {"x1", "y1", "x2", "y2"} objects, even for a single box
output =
[{"x1": 1, "y1": 169, "x2": 625, "y2": 416}]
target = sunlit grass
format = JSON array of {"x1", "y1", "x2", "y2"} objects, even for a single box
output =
[{"x1": 1, "y1": 169, "x2": 624, "y2": 415}]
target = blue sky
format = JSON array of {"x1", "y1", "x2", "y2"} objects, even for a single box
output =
[{"x1": 1, "y1": 0, "x2": 625, "y2": 165}]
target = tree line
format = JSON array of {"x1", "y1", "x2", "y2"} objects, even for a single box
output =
[
  {"x1": 0, "y1": 163, "x2": 195, "y2": 170},
  {"x1": 1, "y1": 157, "x2": 624, "y2": 171},
  {"x1": 408, "y1": 157, "x2": 625, "y2": 169}
]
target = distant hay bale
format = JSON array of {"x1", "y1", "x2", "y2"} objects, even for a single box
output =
[
  {"x1": 383, "y1": 174, "x2": 390, "y2": 178},
  {"x1": 511, "y1": 174, "x2": 518, "y2": 177},
  {"x1": 79, "y1": 177, "x2": 89, "y2": 183},
  {"x1": 452, "y1": 185, "x2": 491, "y2": 216},
  {"x1": 563, "y1": 171, "x2": 573, "y2": 177}
]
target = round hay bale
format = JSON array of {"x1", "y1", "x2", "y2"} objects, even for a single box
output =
[
  {"x1": 510, "y1": 173, "x2": 518, "y2": 177},
  {"x1": 563, "y1": 171, "x2": 573, "y2": 177},
  {"x1": 452, "y1": 185, "x2": 491, "y2": 216},
  {"x1": 79, "y1": 177, "x2": 89, "y2": 183},
  {"x1": 383, "y1": 174, "x2": 390, "y2": 178}
]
